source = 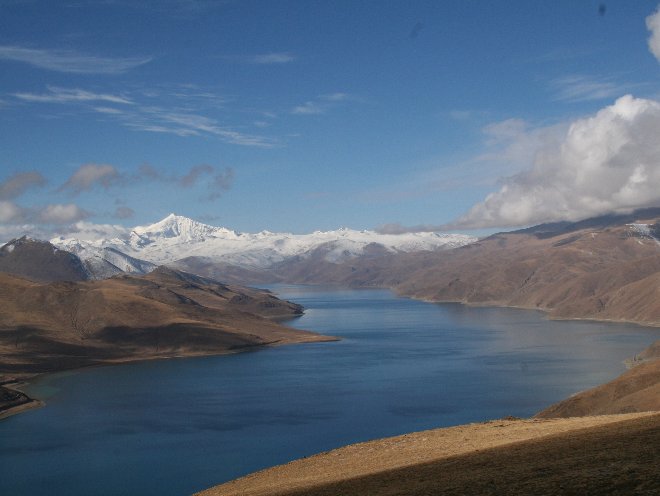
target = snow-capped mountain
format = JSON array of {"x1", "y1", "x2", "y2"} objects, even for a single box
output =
[
  {"x1": 51, "y1": 213, "x2": 477, "y2": 270},
  {"x1": 55, "y1": 238, "x2": 157, "y2": 279}
]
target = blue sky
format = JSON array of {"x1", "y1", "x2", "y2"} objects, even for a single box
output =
[{"x1": 2, "y1": 0, "x2": 660, "y2": 239}]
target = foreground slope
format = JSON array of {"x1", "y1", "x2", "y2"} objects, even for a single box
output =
[
  {"x1": 198, "y1": 412, "x2": 660, "y2": 496},
  {"x1": 537, "y1": 338, "x2": 660, "y2": 418},
  {"x1": 0, "y1": 267, "x2": 334, "y2": 376}
]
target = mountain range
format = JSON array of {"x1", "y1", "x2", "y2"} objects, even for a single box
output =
[{"x1": 49, "y1": 213, "x2": 477, "y2": 279}]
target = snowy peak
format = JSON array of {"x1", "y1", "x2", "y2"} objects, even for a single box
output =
[{"x1": 132, "y1": 213, "x2": 231, "y2": 242}]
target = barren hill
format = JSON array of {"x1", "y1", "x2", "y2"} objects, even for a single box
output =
[
  {"x1": 0, "y1": 267, "x2": 334, "y2": 376},
  {"x1": 379, "y1": 210, "x2": 660, "y2": 327},
  {"x1": 0, "y1": 236, "x2": 89, "y2": 282}
]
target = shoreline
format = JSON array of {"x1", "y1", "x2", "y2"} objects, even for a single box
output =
[
  {"x1": 0, "y1": 334, "x2": 339, "y2": 422},
  {"x1": 398, "y1": 290, "x2": 660, "y2": 330},
  {"x1": 0, "y1": 380, "x2": 45, "y2": 420}
]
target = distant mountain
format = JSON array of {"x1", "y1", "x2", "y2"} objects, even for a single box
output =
[
  {"x1": 51, "y1": 213, "x2": 477, "y2": 275},
  {"x1": 375, "y1": 208, "x2": 660, "y2": 327},
  {"x1": 55, "y1": 239, "x2": 157, "y2": 279},
  {"x1": 0, "y1": 237, "x2": 89, "y2": 282},
  {"x1": 0, "y1": 267, "x2": 334, "y2": 375}
]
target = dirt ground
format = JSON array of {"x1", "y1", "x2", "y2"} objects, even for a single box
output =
[{"x1": 197, "y1": 412, "x2": 660, "y2": 496}]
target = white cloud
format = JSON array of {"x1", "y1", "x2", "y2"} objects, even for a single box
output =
[
  {"x1": 0, "y1": 201, "x2": 26, "y2": 223},
  {"x1": 59, "y1": 163, "x2": 122, "y2": 195},
  {"x1": 647, "y1": 6, "x2": 660, "y2": 62},
  {"x1": 14, "y1": 86, "x2": 133, "y2": 105},
  {"x1": 0, "y1": 45, "x2": 151, "y2": 74},
  {"x1": 0, "y1": 223, "x2": 48, "y2": 244},
  {"x1": 57, "y1": 221, "x2": 130, "y2": 241},
  {"x1": 38, "y1": 204, "x2": 90, "y2": 224},
  {"x1": 452, "y1": 95, "x2": 660, "y2": 229},
  {"x1": 0, "y1": 200, "x2": 89, "y2": 226}
]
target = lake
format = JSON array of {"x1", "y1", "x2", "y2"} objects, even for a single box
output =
[{"x1": 1, "y1": 285, "x2": 659, "y2": 495}]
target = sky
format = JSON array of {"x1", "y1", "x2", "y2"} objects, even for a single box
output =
[{"x1": 2, "y1": 0, "x2": 660, "y2": 241}]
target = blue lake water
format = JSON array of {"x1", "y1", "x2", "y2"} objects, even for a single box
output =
[{"x1": 1, "y1": 285, "x2": 659, "y2": 495}]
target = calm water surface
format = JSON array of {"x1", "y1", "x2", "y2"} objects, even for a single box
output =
[{"x1": 1, "y1": 286, "x2": 659, "y2": 495}]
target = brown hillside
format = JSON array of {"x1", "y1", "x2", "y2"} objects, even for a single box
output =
[
  {"x1": 0, "y1": 267, "x2": 335, "y2": 376},
  {"x1": 387, "y1": 216, "x2": 660, "y2": 326},
  {"x1": 198, "y1": 412, "x2": 660, "y2": 496},
  {"x1": 537, "y1": 338, "x2": 660, "y2": 418}
]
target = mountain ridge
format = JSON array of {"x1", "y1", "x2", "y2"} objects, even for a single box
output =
[{"x1": 49, "y1": 213, "x2": 477, "y2": 271}]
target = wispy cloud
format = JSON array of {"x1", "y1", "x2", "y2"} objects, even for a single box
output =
[
  {"x1": 59, "y1": 163, "x2": 123, "y2": 195},
  {"x1": 176, "y1": 164, "x2": 235, "y2": 200},
  {"x1": 122, "y1": 108, "x2": 277, "y2": 146},
  {"x1": 550, "y1": 75, "x2": 632, "y2": 102},
  {"x1": 250, "y1": 52, "x2": 296, "y2": 64},
  {"x1": 138, "y1": 163, "x2": 234, "y2": 200},
  {"x1": 0, "y1": 171, "x2": 47, "y2": 200},
  {"x1": 221, "y1": 52, "x2": 296, "y2": 64},
  {"x1": 291, "y1": 101, "x2": 325, "y2": 115},
  {"x1": 12, "y1": 85, "x2": 276, "y2": 147},
  {"x1": 0, "y1": 45, "x2": 151, "y2": 74},
  {"x1": 291, "y1": 92, "x2": 355, "y2": 115},
  {"x1": 113, "y1": 206, "x2": 135, "y2": 219},
  {"x1": 14, "y1": 86, "x2": 133, "y2": 105}
]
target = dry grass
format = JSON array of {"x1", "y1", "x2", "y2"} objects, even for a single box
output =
[{"x1": 197, "y1": 412, "x2": 660, "y2": 496}]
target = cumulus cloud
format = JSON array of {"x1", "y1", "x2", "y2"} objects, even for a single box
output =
[
  {"x1": 59, "y1": 163, "x2": 122, "y2": 195},
  {"x1": 452, "y1": 95, "x2": 660, "y2": 229},
  {"x1": 0, "y1": 171, "x2": 46, "y2": 200},
  {"x1": 0, "y1": 201, "x2": 27, "y2": 223},
  {"x1": 0, "y1": 200, "x2": 88, "y2": 226},
  {"x1": 0, "y1": 45, "x2": 151, "y2": 74},
  {"x1": 647, "y1": 6, "x2": 660, "y2": 62},
  {"x1": 55, "y1": 221, "x2": 130, "y2": 241}
]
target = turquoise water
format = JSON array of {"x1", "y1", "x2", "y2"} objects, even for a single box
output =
[{"x1": 1, "y1": 286, "x2": 658, "y2": 495}]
